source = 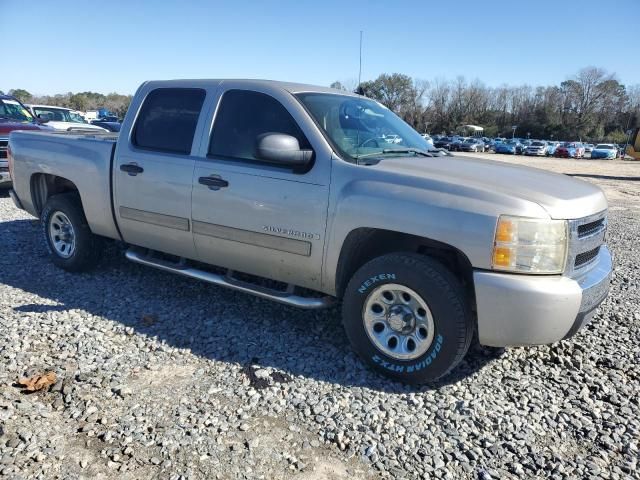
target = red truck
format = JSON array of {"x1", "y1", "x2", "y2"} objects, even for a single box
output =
[{"x1": 0, "y1": 94, "x2": 50, "y2": 188}]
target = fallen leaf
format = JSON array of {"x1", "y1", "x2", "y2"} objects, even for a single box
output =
[
  {"x1": 141, "y1": 314, "x2": 158, "y2": 326},
  {"x1": 17, "y1": 371, "x2": 57, "y2": 392}
]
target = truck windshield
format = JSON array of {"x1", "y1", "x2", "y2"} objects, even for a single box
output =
[
  {"x1": 295, "y1": 93, "x2": 431, "y2": 160},
  {"x1": 0, "y1": 98, "x2": 34, "y2": 123},
  {"x1": 32, "y1": 107, "x2": 87, "y2": 123}
]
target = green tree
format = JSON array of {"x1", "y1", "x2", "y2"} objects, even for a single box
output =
[
  {"x1": 604, "y1": 130, "x2": 627, "y2": 144},
  {"x1": 8, "y1": 89, "x2": 32, "y2": 103}
]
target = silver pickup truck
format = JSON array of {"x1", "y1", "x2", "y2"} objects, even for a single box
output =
[{"x1": 8, "y1": 79, "x2": 612, "y2": 383}]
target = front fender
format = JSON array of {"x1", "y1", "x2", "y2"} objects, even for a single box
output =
[{"x1": 322, "y1": 159, "x2": 548, "y2": 294}]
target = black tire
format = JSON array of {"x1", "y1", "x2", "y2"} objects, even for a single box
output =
[
  {"x1": 41, "y1": 193, "x2": 102, "y2": 272},
  {"x1": 342, "y1": 253, "x2": 473, "y2": 384}
]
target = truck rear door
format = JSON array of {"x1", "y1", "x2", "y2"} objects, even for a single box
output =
[
  {"x1": 113, "y1": 87, "x2": 207, "y2": 258},
  {"x1": 191, "y1": 86, "x2": 331, "y2": 291}
]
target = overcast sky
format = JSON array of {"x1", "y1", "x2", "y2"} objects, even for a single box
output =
[{"x1": 2, "y1": 0, "x2": 638, "y2": 95}]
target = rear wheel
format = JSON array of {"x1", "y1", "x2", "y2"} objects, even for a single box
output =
[
  {"x1": 41, "y1": 193, "x2": 103, "y2": 272},
  {"x1": 342, "y1": 253, "x2": 473, "y2": 384}
]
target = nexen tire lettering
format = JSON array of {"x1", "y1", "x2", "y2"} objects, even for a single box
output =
[
  {"x1": 358, "y1": 273, "x2": 396, "y2": 293},
  {"x1": 371, "y1": 334, "x2": 444, "y2": 373}
]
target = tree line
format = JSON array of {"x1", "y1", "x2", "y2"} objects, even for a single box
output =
[
  {"x1": 332, "y1": 67, "x2": 640, "y2": 143},
  {"x1": 4, "y1": 66, "x2": 638, "y2": 142},
  {"x1": 2, "y1": 89, "x2": 132, "y2": 119}
]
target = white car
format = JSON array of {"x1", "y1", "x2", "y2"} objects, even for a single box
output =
[
  {"x1": 525, "y1": 141, "x2": 548, "y2": 156},
  {"x1": 27, "y1": 105, "x2": 108, "y2": 132},
  {"x1": 420, "y1": 133, "x2": 435, "y2": 149},
  {"x1": 383, "y1": 134, "x2": 402, "y2": 144}
]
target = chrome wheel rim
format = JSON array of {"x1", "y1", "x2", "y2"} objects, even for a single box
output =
[
  {"x1": 48, "y1": 211, "x2": 76, "y2": 258},
  {"x1": 362, "y1": 283, "x2": 435, "y2": 361}
]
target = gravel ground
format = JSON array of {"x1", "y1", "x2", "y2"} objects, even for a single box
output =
[{"x1": 1, "y1": 157, "x2": 639, "y2": 480}]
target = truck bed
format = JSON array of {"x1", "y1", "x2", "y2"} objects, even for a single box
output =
[{"x1": 9, "y1": 130, "x2": 121, "y2": 240}]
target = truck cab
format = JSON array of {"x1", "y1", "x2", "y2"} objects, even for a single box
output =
[{"x1": 7, "y1": 79, "x2": 613, "y2": 384}]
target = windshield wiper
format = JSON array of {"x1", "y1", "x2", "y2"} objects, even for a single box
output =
[
  {"x1": 354, "y1": 148, "x2": 436, "y2": 162},
  {"x1": 382, "y1": 148, "x2": 435, "y2": 157}
]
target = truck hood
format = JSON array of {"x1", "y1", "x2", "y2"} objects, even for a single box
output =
[
  {"x1": 374, "y1": 154, "x2": 607, "y2": 219},
  {"x1": 0, "y1": 120, "x2": 43, "y2": 135},
  {"x1": 46, "y1": 121, "x2": 108, "y2": 132}
]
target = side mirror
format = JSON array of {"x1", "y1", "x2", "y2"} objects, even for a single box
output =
[
  {"x1": 256, "y1": 133, "x2": 313, "y2": 167},
  {"x1": 36, "y1": 114, "x2": 50, "y2": 123}
]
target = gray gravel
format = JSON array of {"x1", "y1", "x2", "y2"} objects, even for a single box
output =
[{"x1": 1, "y1": 182, "x2": 639, "y2": 479}]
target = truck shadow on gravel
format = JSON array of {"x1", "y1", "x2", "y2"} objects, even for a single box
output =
[{"x1": 2, "y1": 218, "x2": 504, "y2": 393}]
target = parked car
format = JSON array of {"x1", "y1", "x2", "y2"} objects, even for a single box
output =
[
  {"x1": 486, "y1": 138, "x2": 506, "y2": 152},
  {"x1": 27, "y1": 105, "x2": 108, "y2": 132},
  {"x1": 525, "y1": 141, "x2": 547, "y2": 156},
  {"x1": 584, "y1": 144, "x2": 594, "y2": 154},
  {"x1": 382, "y1": 134, "x2": 402, "y2": 144},
  {"x1": 420, "y1": 133, "x2": 434, "y2": 149},
  {"x1": 448, "y1": 136, "x2": 468, "y2": 151},
  {"x1": 9, "y1": 78, "x2": 612, "y2": 384},
  {"x1": 460, "y1": 138, "x2": 485, "y2": 152},
  {"x1": 495, "y1": 140, "x2": 519, "y2": 154},
  {"x1": 90, "y1": 121, "x2": 121, "y2": 132},
  {"x1": 590, "y1": 144, "x2": 617, "y2": 159},
  {"x1": 555, "y1": 142, "x2": 585, "y2": 158},
  {"x1": 0, "y1": 95, "x2": 51, "y2": 189},
  {"x1": 546, "y1": 141, "x2": 560, "y2": 156},
  {"x1": 433, "y1": 136, "x2": 454, "y2": 150},
  {"x1": 515, "y1": 140, "x2": 531, "y2": 155}
]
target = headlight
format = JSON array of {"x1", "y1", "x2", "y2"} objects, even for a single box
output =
[{"x1": 492, "y1": 215, "x2": 568, "y2": 274}]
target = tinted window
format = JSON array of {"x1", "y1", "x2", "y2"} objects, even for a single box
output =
[
  {"x1": 133, "y1": 88, "x2": 205, "y2": 154},
  {"x1": 209, "y1": 89, "x2": 310, "y2": 162}
]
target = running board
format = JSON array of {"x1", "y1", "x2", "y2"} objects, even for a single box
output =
[{"x1": 125, "y1": 248, "x2": 335, "y2": 310}]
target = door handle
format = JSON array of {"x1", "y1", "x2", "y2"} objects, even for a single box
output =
[
  {"x1": 199, "y1": 175, "x2": 229, "y2": 189},
  {"x1": 120, "y1": 163, "x2": 144, "y2": 175}
]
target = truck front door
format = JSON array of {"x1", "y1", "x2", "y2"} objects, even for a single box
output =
[
  {"x1": 191, "y1": 87, "x2": 331, "y2": 290},
  {"x1": 113, "y1": 87, "x2": 207, "y2": 259}
]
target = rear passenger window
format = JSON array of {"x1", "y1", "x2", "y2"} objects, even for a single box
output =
[
  {"x1": 209, "y1": 89, "x2": 311, "y2": 162},
  {"x1": 133, "y1": 88, "x2": 206, "y2": 154}
]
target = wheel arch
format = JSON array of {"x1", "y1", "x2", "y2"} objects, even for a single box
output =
[
  {"x1": 30, "y1": 173, "x2": 83, "y2": 217},
  {"x1": 334, "y1": 227, "x2": 476, "y2": 311}
]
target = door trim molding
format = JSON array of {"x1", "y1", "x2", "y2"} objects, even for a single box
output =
[
  {"x1": 119, "y1": 206, "x2": 190, "y2": 231},
  {"x1": 193, "y1": 221, "x2": 311, "y2": 257}
]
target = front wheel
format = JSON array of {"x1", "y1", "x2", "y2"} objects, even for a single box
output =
[
  {"x1": 41, "y1": 193, "x2": 103, "y2": 272},
  {"x1": 342, "y1": 253, "x2": 473, "y2": 384}
]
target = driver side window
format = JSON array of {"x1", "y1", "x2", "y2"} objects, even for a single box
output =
[{"x1": 208, "y1": 89, "x2": 311, "y2": 164}]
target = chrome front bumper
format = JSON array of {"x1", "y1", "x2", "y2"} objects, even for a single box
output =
[{"x1": 473, "y1": 246, "x2": 612, "y2": 347}]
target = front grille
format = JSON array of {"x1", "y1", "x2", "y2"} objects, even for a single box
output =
[
  {"x1": 575, "y1": 246, "x2": 600, "y2": 268},
  {"x1": 578, "y1": 218, "x2": 605, "y2": 238},
  {"x1": 567, "y1": 211, "x2": 607, "y2": 277},
  {"x1": 0, "y1": 140, "x2": 7, "y2": 159},
  {"x1": 0, "y1": 166, "x2": 8, "y2": 172}
]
